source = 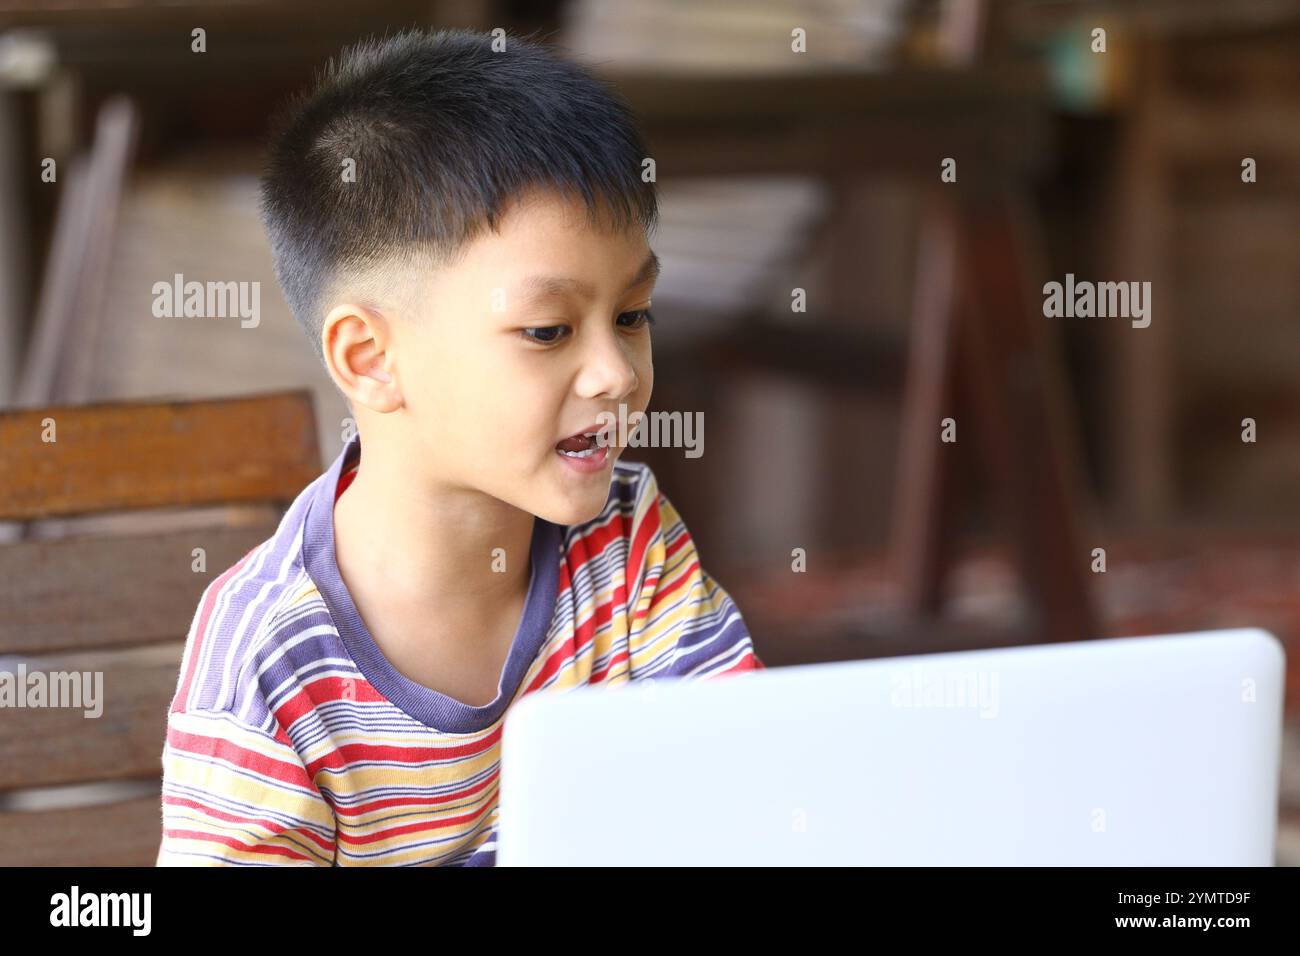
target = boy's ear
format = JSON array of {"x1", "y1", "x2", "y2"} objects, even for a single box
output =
[{"x1": 321, "y1": 302, "x2": 402, "y2": 413}]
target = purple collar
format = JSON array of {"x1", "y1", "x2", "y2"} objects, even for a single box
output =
[{"x1": 300, "y1": 433, "x2": 562, "y2": 733}]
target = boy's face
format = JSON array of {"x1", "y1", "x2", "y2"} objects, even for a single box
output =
[{"x1": 392, "y1": 187, "x2": 656, "y2": 526}]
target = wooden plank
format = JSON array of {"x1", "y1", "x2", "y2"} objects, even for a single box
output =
[
  {"x1": 0, "y1": 792, "x2": 160, "y2": 867},
  {"x1": 0, "y1": 642, "x2": 182, "y2": 790},
  {"x1": 891, "y1": 197, "x2": 963, "y2": 616},
  {"x1": 17, "y1": 97, "x2": 138, "y2": 406},
  {"x1": 1010, "y1": 0, "x2": 1300, "y2": 37},
  {"x1": 0, "y1": 521, "x2": 278, "y2": 656},
  {"x1": 955, "y1": 193, "x2": 1098, "y2": 644},
  {"x1": 612, "y1": 67, "x2": 1044, "y2": 125},
  {"x1": 614, "y1": 68, "x2": 1049, "y2": 181},
  {"x1": 0, "y1": 91, "x2": 29, "y2": 407},
  {"x1": 0, "y1": 390, "x2": 320, "y2": 521},
  {"x1": 14, "y1": 157, "x2": 92, "y2": 406},
  {"x1": 1111, "y1": 37, "x2": 1175, "y2": 524},
  {"x1": 62, "y1": 97, "x2": 139, "y2": 404},
  {"x1": 752, "y1": 614, "x2": 1035, "y2": 670},
  {"x1": 639, "y1": 113, "x2": 1048, "y2": 182},
  {"x1": 681, "y1": 316, "x2": 906, "y2": 390}
]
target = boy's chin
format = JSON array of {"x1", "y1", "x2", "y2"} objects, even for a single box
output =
[{"x1": 531, "y1": 485, "x2": 611, "y2": 528}]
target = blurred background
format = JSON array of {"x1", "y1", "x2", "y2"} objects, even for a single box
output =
[{"x1": 0, "y1": 0, "x2": 1298, "y2": 864}]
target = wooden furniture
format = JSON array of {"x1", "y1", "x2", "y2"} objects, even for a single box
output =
[
  {"x1": 15, "y1": 95, "x2": 138, "y2": 408},
  {"x1": 891, "y1": 0, "x2": 1096, "y2": 645},
  {"x1": 892, "y1": 190, "x2": 1098, "y2": 644},
  {"x1": 616, "y1": 55, "x2": 1098, "y2": 652},
  {"x1": 0, "y1": 390, "x2": 319, "y2": 865}
]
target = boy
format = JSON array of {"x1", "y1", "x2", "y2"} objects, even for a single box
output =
[{"x1": 157, "y1": 28, "x2": 764, "y2": 866}]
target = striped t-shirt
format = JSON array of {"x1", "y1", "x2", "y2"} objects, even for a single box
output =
[{"x1": 157, "y1": 433, "x2": 764, "y2": 866}]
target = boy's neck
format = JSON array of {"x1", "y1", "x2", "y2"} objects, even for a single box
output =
[{"x1": 331, "y1": 443, "x2": 537, "y2": 632}]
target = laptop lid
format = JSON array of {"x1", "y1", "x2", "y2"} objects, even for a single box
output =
[{"x1": 498, "y1": 628, "x2": 1285, "y2": 865}]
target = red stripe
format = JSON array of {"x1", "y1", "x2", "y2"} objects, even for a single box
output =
[
  {"x1": 523, "y1": 583, "x2": 622, "y2": 694},
  {"x1": 161, "y1": 827, "x2": 319, "y2": 863},
  {"x1": 303, "y1": 724, "x2": 503, "y2": 777},
  {"x1": 524, "y1": 629, "x2": 579, "y2": 696},
  {"x1": 162, "y1": 795, "x2": 333, "y2": 853},
  {"x1": 627, "y1": 497, "x2": 661, "y2": 583},
  {"x1": 332, "y1": 772, "x2": 498, "y2": 818},
  {"x1": 567, "y1": 515, "x2": 625, "y2": 566},
  {"x1": 166, "y1": 726, "x2": 314, "y2": 790},
  {"x1": 664, "y1": 527, "x2": 691, "y2": 560},
  {"x1": 335, "y1": 797, "x2": 496, "y2": 847},
  {"x1": 635, "y1": 560, "x2": 698, "y2": 621},
  {"x1": 715, "y1": 648, "x2": 762, "y2": 676},
  {"x1": 335, "y1": 465, "x2": 358, "y2": 501},
  {"x1": 590, "y1": 647, "x2": 630, "y2": 683},
  {"x1": 174, "y1": 548, "x2": 261, "y2": 712}
]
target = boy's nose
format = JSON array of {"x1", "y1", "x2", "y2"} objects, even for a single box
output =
[{"x1": 576, "y1": 336, "x2": 640, "y2": 400}]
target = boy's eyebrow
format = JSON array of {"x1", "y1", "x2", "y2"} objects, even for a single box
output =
[{"x1": 516, "y1": 250, "x2": 660, "y2": 304}]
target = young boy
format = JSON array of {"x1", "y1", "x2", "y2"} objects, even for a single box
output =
[{"x1": 157, "y1": 28, "x2": 764, "y2": 866}]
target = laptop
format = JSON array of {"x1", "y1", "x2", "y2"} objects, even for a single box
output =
[{"x1": 497, "y1": 628, "x2": 1286, "y2": 865}]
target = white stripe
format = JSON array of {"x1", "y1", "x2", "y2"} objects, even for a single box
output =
[
  {"x1": 234, "y1": 621, "x2": 343, "y2": 725},
  {"x1": 216, "y1": 520, "x2": 307, "y2": 714}
]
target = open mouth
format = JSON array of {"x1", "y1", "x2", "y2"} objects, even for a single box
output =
[
  {"x1": 555, "y1": 431, "x2": 601, "y2": 459},
  {"x1": 555, "y1": 422, "x2": 612, "y2": 472}
]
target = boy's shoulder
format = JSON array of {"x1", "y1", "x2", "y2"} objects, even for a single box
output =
[
  {"x1": 568, "y1": 457, "x2": 669, "y2": 556},
  {"x1": 569, "y1": 457, "x2": 703, "y2": 592},
  {"x1": 168, "y1": 470, "x2": 330, "y2": 723}
]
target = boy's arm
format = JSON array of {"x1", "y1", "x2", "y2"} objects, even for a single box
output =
[
  {"x1": 158, "y1": 708, "x2": 336, "y2": 866},
  {"x1": 626, "y1": 475, "x2": 765, "y2": 679}
]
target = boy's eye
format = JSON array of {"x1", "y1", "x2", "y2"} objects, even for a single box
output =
[
  {"x1": 521, "y1": 325, "x2": 569, "y2": 344},
  {"x1": 617, "y1": 309, "x2": 655, "y2": 330},
  {"x1": 520, "y1": 310, "x2": 655, "y2": 345}
]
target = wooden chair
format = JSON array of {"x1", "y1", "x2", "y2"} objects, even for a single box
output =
[{"x1": 0, "y1": 390, "x2": 320, "y2": 865}]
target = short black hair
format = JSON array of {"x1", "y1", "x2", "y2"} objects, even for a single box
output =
[{"x1": 259, "y1": 27, "x2": 659, "y2": 357}]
